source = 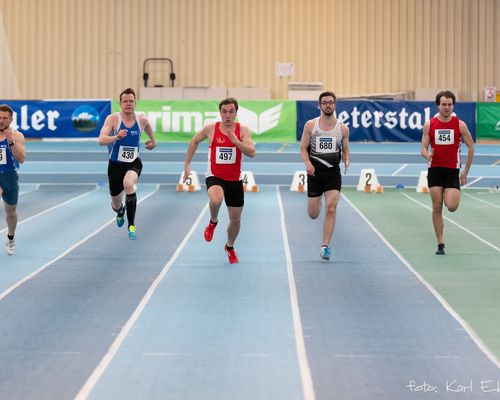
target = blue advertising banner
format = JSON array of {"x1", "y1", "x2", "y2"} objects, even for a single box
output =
[
  {"x1": 1, "y1": 100, "x2": 111, "y2": 138},
  {"x1": 297, "y1": 100, "x2": 476, "y2": 142}
]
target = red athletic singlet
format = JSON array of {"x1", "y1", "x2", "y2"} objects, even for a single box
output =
[
  {"x1": 429, "y1": 116, "x2": 461, "y2": 168},
  {"x1": 207, "y1": 122, "x2": 242, "y2": 181}
]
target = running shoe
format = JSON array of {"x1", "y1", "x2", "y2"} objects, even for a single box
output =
[
  {"x1": 204, "y1": 220, "x2": 217, "y2": 242},
  {"x1": 6, "y1": 238, "x2": 15, "y2": 256},
  {"x1": 435, "y1": 243, "x2": 445, "y2": 255},
  {"x1": 224, "y1": 245, "x2": 239, "y2": 264},
  {"x1": 128, "y1": 225, "x2": 137, "y2": 240},
  {"x1": 320, "y1": 245, "x2": 331, "y2": 261},
  {"x1": 116, "y1": 205, "x2": 126, "y2": 228}
]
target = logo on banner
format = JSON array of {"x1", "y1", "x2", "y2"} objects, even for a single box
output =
[
  {"x1": 496, "y1": 120, "x2": 500, "y2": 131},
  {"x1": 72, "y1": 105, "x2": 100, "y2": 132},
  {"x1": 237, "y1": 104, "x2": 283, "y2": 135}
]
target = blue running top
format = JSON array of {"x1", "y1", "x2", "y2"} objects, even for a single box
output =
[
  {"x1": 108, "y1": 113, "x2": 142, "y2": 163},
  {"x1": 0, "y1": 137, "x2": 19, "y2": 173}
]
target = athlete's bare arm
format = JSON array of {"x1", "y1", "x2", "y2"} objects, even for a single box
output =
[
  {"x1": 98, "y1": 114, "x2": 127, "y2": 145},
  {"x1": 139, "y1": 114, "x2": 157, "y2": 150},
  {"x1": 459, "y1": 120, "x2": 474, "y2": 185},
  {"x1": 421, "y1": 120, "x2": 432, "y2": 162},
  {"x1": 300, "y1": 119, "x2": 315, "y2": 176},
  {"x1": 228, "y1": 125, "x2": 255, "y2": 158},
  {"x1": 183, "y1": 124, "x2": 214, "y2": 182},
  {"x1": 341, "y1": 124, "x2": 350, "y2": 174}
]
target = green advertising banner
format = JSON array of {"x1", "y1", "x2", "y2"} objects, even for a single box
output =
[
  {"x1": 477, "y1": 102, "x2": 500, "y2": 140},
  {"x1": 112, "y1": 100, "x2": 296, "y2": 142}
]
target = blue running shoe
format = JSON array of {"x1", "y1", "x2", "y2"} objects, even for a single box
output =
[
  {"x1": 128, "y1": 225, "x2": 137, "y2": 240},
  {"x1": 116, "y1": 205, "x2": 126, "y2": 228},
  {"x1": 320, "y1": 246, "x2": 331, "y2": 261}
]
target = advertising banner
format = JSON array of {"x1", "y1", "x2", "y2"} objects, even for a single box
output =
[
  {"x1": 1, "y1": 100, "x2": 111, "y2": 138},
  {"x1": 112, "y1": 100, "x2": 296, "y2": 142},
  {"x1": 476, "y1": 102, "x2": 500, "y2": 140},
  {"x1": 296, "y1": 100, "x2": 476, "y2": 142}
]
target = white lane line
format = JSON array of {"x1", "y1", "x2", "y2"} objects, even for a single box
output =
[
  {"x1": 341, "y1": 193, "x2": 500, "y2": 369},
  {"x1": 464, "y1": 192, "x2": 500, "y2": 210},
  {"x1": 0, "y1": 188, "x2": 96, "y2": 235},
  {"x1": 401, "y1": 193, "x2": 500, "y2": 253},
  {"x1": 74, "y1": 202, "x2": 208, "y2": 400},
  {"x1": 277, "y1": 187, "x2": 316, "y2": 400},
  {"x1": 391, "y1": 164, "x2": 408, "y2": 176},
  {"x1": 462, "y1": 176, "x2": 483, "y2": 188},
  {"x1": 0, "y1": 186, "x2": 160, "y2": 301}
]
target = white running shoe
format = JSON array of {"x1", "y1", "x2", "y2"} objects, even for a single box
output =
[{"x1": 6, "y1": 238, "x2": 15, "y2": 256}]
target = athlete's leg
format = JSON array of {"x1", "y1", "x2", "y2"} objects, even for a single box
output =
[
  {"x1": 207, "y1": 185, "x2": 224, "y2": 223},
  {"x1": 123, "y1": 170, "x2": 139, "y2": 227},
  {"x1": 429, "y1": 186, "x2": 445, "y2": 244},
  {"x1": 322, "y1": 189, "x2": 341, "y2": 246},
  {"x1": 443, "y1": 188, "x2": 460, "y2": 212},
  {"x1": 226, "y1": 206, "x2": 243, "y2": 247},
  {"x1": 4, "y1": 203, "x2": 17, "y2": 237},
  {"x1": 307, "y1": 196, "x2": 322, "y2": 219}
]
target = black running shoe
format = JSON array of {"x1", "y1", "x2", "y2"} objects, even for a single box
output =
[{"x1": 435, "y1": 243, "x2": 445, "y2": 255}]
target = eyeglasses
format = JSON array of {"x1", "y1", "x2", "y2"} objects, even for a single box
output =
[{"x1": 320, "y1": 101, "x2": 335, "y2": 105}]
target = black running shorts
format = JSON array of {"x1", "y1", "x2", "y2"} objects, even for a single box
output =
[
  {"x1": 427, "y1": 167, "x2": 460, "y2": 190},
  {"x1": 307, "y1": 166, "x2": 342, "y2": 198},
  {"x1": 206, "y1": 176, "x2": 244, "y2": 207},
  {"x1": 107, "y1": 158, "x2": 143, "y2": 196}
]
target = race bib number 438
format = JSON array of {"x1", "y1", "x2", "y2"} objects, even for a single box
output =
[
  {"x1": 435, "y1": 129, "x2": 454, "y2": 145},
  {"x1": 117, "y1": 146, "x2": 138, "y2": 162},
  {"x1": 216, "y1": 147, "x2": 236, "y2": 164}
]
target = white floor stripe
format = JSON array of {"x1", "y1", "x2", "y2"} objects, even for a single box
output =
[
  {"x1": 0, "y1": 186, "x2": 160, "y2": 301},
  {"x1": 74, "y1": 202, "x2": 208, "y2": 400},
  {"x1": 401, "y1": 192, "x2": 500, "y2": 253},
  {"x1": 0, "y1": 187, "x2": 96, "y2": 235},
  {"x1": 342, "y1": 193, "x2": 500, "y2": 369},
  {"x1": 391, "y1": 163, "x2": 408, "y2": 176},
  {"x1": 276, "y1": 187, "x2": 316, "y2": 400},
  {"x1": 462, "y1": 176, "x2": 483, "y2": 187},
  {"x1": 464, "y1": 192, "x2": 500, "y2": 210}
]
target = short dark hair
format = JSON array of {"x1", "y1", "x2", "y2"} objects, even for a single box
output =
[
  {"x1": 319, "y1": 91, "x2": 337, "y2": 103},
  {"x1": 119, "y1": 88, "x2": 136, "y2": 102},
  {"x1": 435, "y1": 90, "x2": 456, "y2": 106},
  {"x1": 219, "y1": 97, "x2": 239, "y2": 111},
  {"x1": 0, "y1": 104, "x2": 14, "y2": 117}
]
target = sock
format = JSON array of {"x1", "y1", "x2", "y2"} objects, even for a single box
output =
[
  {"x1": 7, "y1": 234, "x2": 14, "y2": 241},
  {"x1": 225, "y1": 245, "x2": 234, "y2": 251},
  {"x1": 210, "y1": 219, "x2": 218, "y2": 225},
  {"x1": 112, "y1": 204, "x2": 125, "y2": 217},
  {"x1": 126, "y1": 193, "x2": 137, "y2": 227}
]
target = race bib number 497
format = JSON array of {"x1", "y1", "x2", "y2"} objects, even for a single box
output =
[
  {"x1": 216, "y1": 147, "x2": 236, "y2": 164},
  {"x1": 435, "y1": 129, "x2": 454, "y2": 145}
]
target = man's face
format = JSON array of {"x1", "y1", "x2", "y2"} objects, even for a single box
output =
[
  {"x1": 319, "y1": 96, "x2": 336, "y2": 116},
  {"x1": 437, "y1": 97, "x2": 454, "y2": 118},
  {"x1": 220, "y1": 104, "x2": 237, "y2": 125},
  {"x1": 0, "y1": 111, "x2": 12, "y2": 132},
  {"x1": 120, "y1": 94, "x2": 136, "y2": 113}
]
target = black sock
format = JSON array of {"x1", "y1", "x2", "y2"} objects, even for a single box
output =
[
  {"x1": 126, "y1": 193, "x2": 137, "y2": 226},
  {"x1": 114, "y1": 204, "x2": 125, "y2": 217},
  {"x1": 225, "y1": 245, "x2": 233, "y2": 251},
  {"x1": 210, "y1": 219, "x2": 218, "y2": 225},
  {"x1": 7, "y1": 234, "x2": 14, "y2": 241}
]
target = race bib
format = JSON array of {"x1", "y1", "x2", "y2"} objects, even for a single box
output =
[
  {"x1": 216, "y1": 147, "x2": 236, "y2": 164},
  {"x1": 117, "y1": 146, "x2": 138, "y2": 162},
  {"x1": 316, "y1": 136, "x2": 336, "y2": 153},
  {"x1": 435, "y1": 129, "x2": 454, "y2": 145},
  {"x1": 0, "y1": 147, "x2": 6, "y2": 165}
]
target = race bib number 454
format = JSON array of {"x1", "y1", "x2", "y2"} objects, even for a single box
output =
[
  {"x1": 118, "y1": 146, "x2": 138, "y2": 162},
  {"x1": 435, "y1": 129, "x2": 454, "y2": 145},
  {"x1": 216, "y1": 147, "x2": 236, "y2": 164}
]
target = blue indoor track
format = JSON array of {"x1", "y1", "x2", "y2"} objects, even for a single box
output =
[{"x1": 1, "y1": 141, "x2": 500, "y2": 399}]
